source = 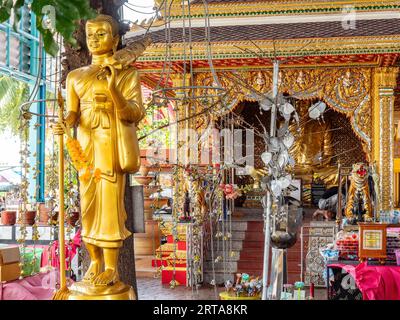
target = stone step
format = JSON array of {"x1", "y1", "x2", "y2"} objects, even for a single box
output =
[
  {"x1": 237, "y1": 260, "x2": 263, "y2": 270},
  {"x1": 213, "y1": 240, "x2": 243, "y2": 250},
  {"x1": 203, "y1": 271, "x2": 234, "y2": 285},
  {"x1": 135, "y1": 255, "x2": 158, "y2": 278},
  {"x1": 238, "y1": 248, "x2": 264, "y2": 259},
  {"x1": 216, "y1": 221, "x2": 247, "y2": 231},
  {"x1": 244, "y1": 232, "x2": 265, "y2": 241},
  {"x1": 206, "y1": 250, "x2": 242, "y2": 261},
  {"x1": 204, "y1": 261, "x2": 238, "y2": 271},
  {"x1": 246, "y1": 221, "x2": 264, "y2": 232},
  {"x1": 241, "y1": 240, "x2": 264, "y2": 249}
]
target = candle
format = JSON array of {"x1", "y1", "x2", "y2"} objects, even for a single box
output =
[{"x1": 310, "y1": 282, "x2": 315, "y2": 299}]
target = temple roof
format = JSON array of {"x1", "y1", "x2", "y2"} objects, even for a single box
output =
[
  {"x1": 129, "y1": 18, "x2": 400, "y2": 44},
  {"x1": 190, "y1": 0, "x2": 265, "y2": 3}
]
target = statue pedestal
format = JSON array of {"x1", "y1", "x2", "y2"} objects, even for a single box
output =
[{"x1": 68, "y1": 281, "x2": 136, "y2": 300}]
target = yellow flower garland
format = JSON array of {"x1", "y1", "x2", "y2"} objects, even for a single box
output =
[{"x1": 66, "y1": 137, "x2": 101, "y2": 183}]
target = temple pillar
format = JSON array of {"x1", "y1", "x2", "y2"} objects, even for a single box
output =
[{"x1": 372, "y1": 67, "x2": 399, "y2": 211}]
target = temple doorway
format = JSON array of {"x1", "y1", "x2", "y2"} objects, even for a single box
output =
[{"x1": 229, "y1": 99, "x2": 367, "y2": 210}]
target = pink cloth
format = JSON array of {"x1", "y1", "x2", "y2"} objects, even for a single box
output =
[
  {"x1": 0, "y1": 271, "x2": 58, "y2": 300},
  {"x1": 329, "y1": 263, "x2": 400, "y2": 300},
  {"x1": 41, "y1": 229, "x2": 81, "y2": 270}
]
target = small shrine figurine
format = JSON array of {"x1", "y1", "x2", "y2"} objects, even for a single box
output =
[
  {"x1": 182, "y1": 190, "x2": 191, "y2": 221},
  {"x1": 224, "y1": 280, "x2": 233, "y2": 292}
]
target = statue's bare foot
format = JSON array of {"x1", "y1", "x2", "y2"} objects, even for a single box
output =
[
  {"x1": 83, "y1": 261, "x2": 100, "y2": 282},
  {"x1": 93, "y1": 269, "x2": 118, "y2": 286}
]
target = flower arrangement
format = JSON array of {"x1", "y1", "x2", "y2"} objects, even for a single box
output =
[
  {"x1": 219, "y1": 183, "x2": 254, "y2": 200},
  {"x1": 219, "y1": 184, "x2": 241, "y2": 200},
  {"x1": 225, "y1": 273, "x2": 263, "y2": 297},
  {"x1": 66, "y1": 138, "x2": 101, "y2": 183}
]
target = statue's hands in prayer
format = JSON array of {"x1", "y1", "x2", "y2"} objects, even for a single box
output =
[
  {"x1": 103, "y1": 64, "x2": 131, "y2": 112},
  {"x1": 104, "y1": 64, "x2": 116, "y2": 90}
]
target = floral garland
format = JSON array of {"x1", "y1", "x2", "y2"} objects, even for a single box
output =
[{"x1": 65, "y1": 137, "x2": 101, "y2": 183}]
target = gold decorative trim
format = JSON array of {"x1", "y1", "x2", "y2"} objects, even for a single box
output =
[
  {"x1": 137, "y1": 35, "x2": 400, "y2": 63},
  {"x1": 166, "y1": 0, "x2": 400, "y2": 18},
  {"x1": 372, "y1": 67, "x2": 400, "y2": 211},
  {"x1": 192, "y1": 68, "x2": 373, "y2": 158}
]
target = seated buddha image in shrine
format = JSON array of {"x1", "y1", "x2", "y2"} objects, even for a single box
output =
[
  {"x1": 289, "y1": 100, "x2": 338, "y2": 188},
  {"x1": 229, "y1": 99, "x2": 367, "y2": 209}
]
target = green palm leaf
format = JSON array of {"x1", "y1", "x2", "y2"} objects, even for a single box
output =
[{"x1": 0, "y1": 75, "x2": 28, "y2": 135}]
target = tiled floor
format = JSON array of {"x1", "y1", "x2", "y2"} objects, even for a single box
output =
[
  {"x1": 137, "y1": 277, "x2": 224, "y2": 300},
  {"x1": 137, "y1": 277, "x2": 327, "y2": 300}
]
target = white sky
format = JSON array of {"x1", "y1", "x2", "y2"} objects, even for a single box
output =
[
  {"x1": 0, "y1": 129, "x2": 20, "y2": 166},
  {"x1": 123, "y1": 0, "x2": 157, "y2": 23}
]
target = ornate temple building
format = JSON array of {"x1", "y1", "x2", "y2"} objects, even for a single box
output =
[
  {"x1": 126, "y1": 0, "x2": 400, "y2": 285},
  {"x1": 127, "y1": 0, "x2": 400, "y2": 211}
]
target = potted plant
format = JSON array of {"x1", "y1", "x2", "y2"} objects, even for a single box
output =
[
  {"x1": 66, "y1": 185, "x2": 80, "y2": 227},
  {"x1": 20, "y1": 203, "x2": 37, "y2": 225},
  {"x1": 38, "y1": 202, "x2": 50, "y2": 224},
  {"x1": 1, "y1": 209, "x2": 17, "y2": 225}
]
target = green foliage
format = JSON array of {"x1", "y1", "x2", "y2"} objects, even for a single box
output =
[
  {"x1": 0, "y1": 75, "x2": 29, "y2": 135},
  {"x1": 0, "y1": 0, "x2": 96, "y2": 57},
  {"x1": 138, "y1": 103, "x2": 171, "y2": 149}
]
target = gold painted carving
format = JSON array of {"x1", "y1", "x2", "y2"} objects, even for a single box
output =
[
  {"x1": 372, "y1": 67, "x2": 399, "y2": 211},
  {"x1": 166, "y1": 1, "x2": 400, "y2": 19},
  {"x1": 193, "y1": 68, "x2": 372, "y2": 158}
]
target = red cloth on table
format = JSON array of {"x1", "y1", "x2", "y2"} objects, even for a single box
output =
[
  {"x1": 328, "y1": 262, "x2": 400, "y2": 300},
  {"x1": 41, "y1": 229, "x2": 81, "y2": 269}
]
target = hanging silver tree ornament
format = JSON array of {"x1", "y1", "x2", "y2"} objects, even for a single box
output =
[
  {"x1": 268, "y1": 137, "x2": 280, "y2": 152},
  {"x1": 279, "y1": 174, "x2": 292, "y2": 189},
  {"x1": 282, "y1": 132, "x2": 295, "y2": 149},
  {"x1": 309, "y1": 100, "x2": 327, "y2": 120},
  {"x1": 261, "y1": 151, "x2": 272, "y2": 166},
  {"x1": 259, "y1": 98, "x2": 273, "y2": 112},
  {"x1": 279, "y1": 102, "x2": 295, "y2": 122},
  {"x1": 270, "y1": 180, "x2": 282, "y2": 197},
  {"x1": 277, "y1": 149, "x2": 289, "y2": 169}
]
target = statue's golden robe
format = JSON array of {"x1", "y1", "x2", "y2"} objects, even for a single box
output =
[{"x1": 67, "y1": 65, "x2": 144, "y2": 248}]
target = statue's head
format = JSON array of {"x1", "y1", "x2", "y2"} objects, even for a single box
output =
[
  {"x1": 86, "y1": 14, "x2": 119, "y2": 55},
  {"x1": 297, "y1": 100, "x2": 309, "y2": 118}
]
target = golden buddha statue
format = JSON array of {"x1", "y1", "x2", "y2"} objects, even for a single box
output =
[
  {"x1": 55, "y1": 14, "x2": 147, "y2": 300},
  {"x1": 289, "y1": 100, "x2": 338, "y2": 187}
]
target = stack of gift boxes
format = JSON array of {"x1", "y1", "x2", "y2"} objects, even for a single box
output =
[
  {"x1": 336, "y1": 233, "x2": 359, "y2": 261},
  {"x1": 335, "y1": 227, "x2": 400, "y2": 262},
  {"x1": 0, "y1": 245, "x2": 21, "y2": 282},
  {"x1": 386, "y1": 228, "x2": 400, "y2": 261},
  {"x1": 152, "y1": 222, "x2": 188, "y2": 286}
]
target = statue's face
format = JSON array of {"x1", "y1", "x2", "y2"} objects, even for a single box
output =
[{"x1": 86, "y1": 21, "x2": 116, "y2": 55}]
